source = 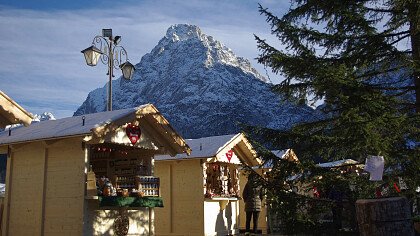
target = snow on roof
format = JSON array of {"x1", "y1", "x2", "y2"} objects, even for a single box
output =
[
  {"x1": 316, "y1": 159, "x2": 360, "y2": 168},
  {"x1": 156, "y1": 133, "x2": 260, "y2": 165},
  {"x1": 271, "y1": 150, "x2": 287, "y2": 158},
  {"x1": 271, "y1": 149, "x2": 298, "y2": 161},
  {"x1": 156, "y1": 134, "x2": 238, "y2": 160},
  {"x1": 0, "y1": 105, "x2": 151, "y2": 145},
  {"x1": 262, "y1": 149, "x2": 299, "y2": 168}
]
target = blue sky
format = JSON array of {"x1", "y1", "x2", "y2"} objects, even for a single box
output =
[{"x1": 0, "y1": 0, "x2": 288, "y2": 118}]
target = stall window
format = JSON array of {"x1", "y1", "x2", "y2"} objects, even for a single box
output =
[
  {"x1": 88, "y1": 144, "x2": 160, "y2": 197},
  {"x1": 205, "y1": 162, "x2": 239, "y2": 198}
]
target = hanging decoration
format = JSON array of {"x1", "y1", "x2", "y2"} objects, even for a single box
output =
[
  {"x1": 114, "y1": 211, "x2": 129, "y2": 236},
  {"x1": 225, "y1": 149, "x2": 234, "y2": 162},
  {"x1": 393, "y1": 182, "x2": 401, "y2": 193},
  {"x1": 312, "y1": 186, "x2": 320, "y2": 198},
  {"x1": 125, "y1": 123, "x2": 141, "y2": 145}
]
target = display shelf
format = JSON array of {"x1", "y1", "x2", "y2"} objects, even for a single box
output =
[
  {"x1": 90, "y1": 158, "x2": 109, "y2": 161},
  {"x1": 98, "y1": 196, "x2": 164, "y2": 208},
  {"x1": 138, "y1": 176, "x2": 160, "y2": 197},
  {"x1": 205, "y1": 197, "x2": 240, "y2": 201},
  {"x1": 85, "y1": 196, "x2": 99, "y2": 200},
  {"x1": 89, "y1": 145, "x2": 157, "y2": 198}
]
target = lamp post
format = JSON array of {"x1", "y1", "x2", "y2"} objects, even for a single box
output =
[{"x1": 81, "y1": 29, "x2": 135, "y2": 111}]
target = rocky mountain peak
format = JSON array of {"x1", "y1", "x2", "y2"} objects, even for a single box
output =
[
  {"x1": 149, "y1": 24, "x2": 267, "y2": 82},
  {"x1": 165, "y1": 24, "x2": 203, "y2": 42},
  {"x1": 74, "y1": 24, "x2": 316, "y2": 138}
]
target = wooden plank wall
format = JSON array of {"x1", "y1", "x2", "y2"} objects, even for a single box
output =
[
  {"x1": 154, "y1": 159, "x2": 204, "y2": 235},
  {"x1": 43, "y1": 138, "x2": 85, "y2": 235},
  {"x1": 1, "y1": 137, "x2": 85, "y2": 236},
  {"x1": 7, "y1": 142, "x2": 45, "y2": 236}
]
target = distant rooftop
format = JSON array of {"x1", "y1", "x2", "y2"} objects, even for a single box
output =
[{"x1": 156, "y1": 134, "x2": 238, "y2": 160}]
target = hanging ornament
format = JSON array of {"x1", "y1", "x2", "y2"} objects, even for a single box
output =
[
  {"x1": 125, "y1": 123, "x2": 141, "y2": 145},
  {"x1": 393, "y1": 182, "x2": 401, "y2": 193},
  {"x1": 226, "y1": 149, "x2": 234, "y2": 162},
  {"x1": 312, "y1": 186, "x2": 320, "y2": 198}
]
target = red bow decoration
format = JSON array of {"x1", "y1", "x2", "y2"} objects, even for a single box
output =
[{"x1": 126, "y1": 123, "x2": 141, "y2": 145}]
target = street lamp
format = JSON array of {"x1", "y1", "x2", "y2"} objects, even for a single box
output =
[{"x1": 81, "y1": 29, "x2": 135, "y2": 111}]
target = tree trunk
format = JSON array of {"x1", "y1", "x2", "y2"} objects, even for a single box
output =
[{"x1": 355, "y1": 197, "x2": 414, "y2": 236}]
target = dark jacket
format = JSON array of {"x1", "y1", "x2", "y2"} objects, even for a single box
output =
[{"x1": 242, "y1": 180, "x2": 263, "y2": 212}]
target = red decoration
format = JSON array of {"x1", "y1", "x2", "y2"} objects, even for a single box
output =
[
  {"x1": 393, "y1": 182, "x2": 401, "y2": 193},
  {"x1": 226, "y1": 149, "x2": 234, "y2": 162},
  {"x1": 126, "y1": 123, "x2": 141, "y2": 145},
  {"x1": 375, "y1": 187, "x2": 383, "y2": 198},
  {"x1": 312, "y1": 186, "x2": 320, "y2": 198}
]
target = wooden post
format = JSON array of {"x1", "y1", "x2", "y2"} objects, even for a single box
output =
[
  {"x1": 356, "y1": 197, "x2": 414, "y2": 236},
  {"x1": 40, "y1": 147, "x2": 49, "y2": 236},
  {"x1": 2, "y1": 146, "x2": 13, "y2": 236}
]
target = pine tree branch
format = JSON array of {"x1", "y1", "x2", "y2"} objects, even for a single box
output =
[
  {"x1": 365, "y1": 7, "x2": 404, "y2": 14},
  {"x1": 379, "y1": 30, "x2": 410, "y2": 38},
  {"x1": 389, "y1": 33, "x2": 411, "y2": 45},
  {"x1": 355, "y1": 64, "x2": 407, "y2": 80},
  {"x1": 368, "y1": 85, "x2": 415, "y2": 91}
]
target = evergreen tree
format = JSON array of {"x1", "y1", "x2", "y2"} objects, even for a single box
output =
[
  {"x1": 254, "y1": 0, "x2": 419, "y2": 170},
  {"x1": 250, "y1": 1, "x2": 420, "y2": 231}
]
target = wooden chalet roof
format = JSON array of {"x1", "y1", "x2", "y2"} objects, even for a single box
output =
[
  {"x1": 0, "y1": 104, "x2": 191, "y2": 156},
  {"x1": 0, "y1": 91, "x2": 32, "y2": 128},
  {"x1": 156, "y1": 133, "x2": 261, "y2": 166}
]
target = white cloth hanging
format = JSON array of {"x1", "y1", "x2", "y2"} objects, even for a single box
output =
[{"x1": 364, "y1": 155, "x2": 385, "y2": 181}]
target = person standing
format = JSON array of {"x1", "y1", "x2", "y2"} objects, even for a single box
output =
[{"x1": 242, "y1": 172, "x2": 263, "y2": 234}]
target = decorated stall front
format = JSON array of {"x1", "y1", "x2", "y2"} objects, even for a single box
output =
[
  {"x1": 0, "y1": 104, "x2": 190, "y2": 236},
  {"x1": 154, "y1": 133, "x2": 261, "y2": 236}
]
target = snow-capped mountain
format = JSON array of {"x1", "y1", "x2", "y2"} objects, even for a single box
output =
[
  {"x1": 0, "y1": 112, "x2": 56, "y2": 132},
  {"x1": 74, "y1": 24, "x2": 316, "y2": 138},
  {"x1": 32, "y1": 112, "x2": 56, "y2": 122}
]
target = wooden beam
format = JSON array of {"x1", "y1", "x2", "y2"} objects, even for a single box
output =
[
  {"x1": 40, "y1": 148, "x2": 49, "y2": 236},
  {"x1": 3, "y1": 146, "x2": 13, "y2": 236},
  {"x1": 7, "y1": 143, "x2": 29, "y2": 151},
  {"x1": 0, "y1": 91, "x2": 33, "y2": 127},
  {"x1": 142, "y1": 115, "x2": 179, "y2": 156},
  {"x1": 169, "y1": 164, "x2": 174, "y2": 233},
  {"x1": 151, "y1": 114, "x2": 190, "y2": 154}
]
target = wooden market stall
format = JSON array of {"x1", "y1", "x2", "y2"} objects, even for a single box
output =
[
  {"x1": 0, "y1": 104, "x2": 190, "y2": 236},
  {"x1": 154, "y1": 133, "x2": 261, "y2": 236}
]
